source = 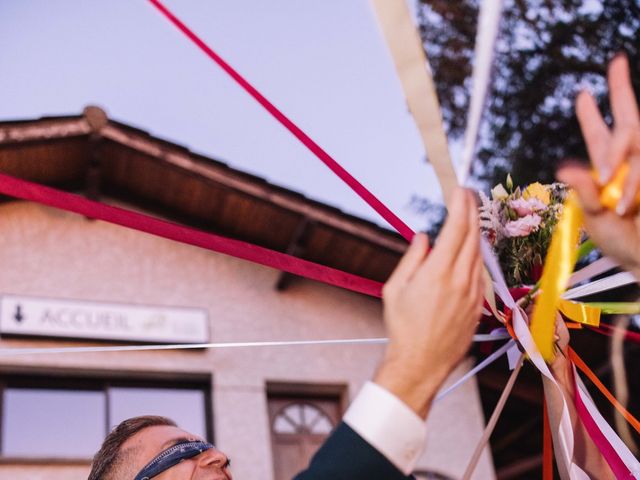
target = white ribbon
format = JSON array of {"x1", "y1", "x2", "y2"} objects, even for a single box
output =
[
  {"x1": 563, "y1": 271, "x2": 637, "y2": 300},
  {"x1": 435, "y1": 338, "x2": 515, "y2": 402},
  {"x1": 568, "y1": 256, "x2": 619, "y2": 287},
  {"x1": 459, "y1": 0, "x2": 505, "y2": 184}
]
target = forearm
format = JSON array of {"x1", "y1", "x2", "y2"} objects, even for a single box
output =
[{"x1": 544, "y1": 357, "x2": 614, "y2": 479}]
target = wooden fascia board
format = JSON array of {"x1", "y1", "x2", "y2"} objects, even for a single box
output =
[
  {"x1": 0, "y1": 118, "x2": 90, "y2": 144},
  {"x1": 101, "y1": 124, "x2": 407, "y2": 254}
]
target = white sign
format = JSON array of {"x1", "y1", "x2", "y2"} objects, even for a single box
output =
[{"x1": 0, "y1": 295, "x2": 209, "y2": 344}]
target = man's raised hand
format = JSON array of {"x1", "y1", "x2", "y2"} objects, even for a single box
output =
[{"x1": 375, "y1": 188, "x2": 484, "y2": 418}]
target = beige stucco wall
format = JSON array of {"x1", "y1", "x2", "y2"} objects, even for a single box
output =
[{"x1": 0, "y1": 201, "x2": 494, "y2": 479}]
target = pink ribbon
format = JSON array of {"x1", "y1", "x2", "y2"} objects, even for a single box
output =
[{"x1": 574, "y1": 372, "x2": 635, "y2": 479}]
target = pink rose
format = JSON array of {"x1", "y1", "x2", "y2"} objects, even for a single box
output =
[
  {"x1": 504, "y1": 214, "x2": 542, "y2": 237},
  {"x1": 508, "y1": 197, "x2": 547, "y2": 217}
]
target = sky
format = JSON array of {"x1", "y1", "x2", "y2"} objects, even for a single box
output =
[{"x1": 0, "y1": 0, "x2": 454, "y2": 232}]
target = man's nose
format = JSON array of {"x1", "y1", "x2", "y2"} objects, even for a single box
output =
[{"x1": 197, "y1": 447, "x2": 229, "y2": 469}]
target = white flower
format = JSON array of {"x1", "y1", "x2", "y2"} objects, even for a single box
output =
[{"x1": 491, "y1": 184, "x2": 509, "y2": 200}]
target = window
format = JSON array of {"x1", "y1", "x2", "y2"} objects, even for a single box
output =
[
  {"x1": 108, "y1": 387, "x2": 207, "y2": 438},
  {"x1": 3, "y1": 388, "x2": 105, "y2": 458},
  {"x1": 0, "y1": 374, "x2": 211, "y2": 460},
  {"x1": 268, "y1": 389, "x2": 342, "y2": 480}
]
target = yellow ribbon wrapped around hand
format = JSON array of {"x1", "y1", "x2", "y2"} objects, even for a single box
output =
[{"x1": 599, "y1": 163, "x2": 640, "y2": 212}]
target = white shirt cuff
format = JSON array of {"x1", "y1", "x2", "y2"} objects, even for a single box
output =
[{"x1": 343, "y1": 381, "x2": 426, "y2": 475}]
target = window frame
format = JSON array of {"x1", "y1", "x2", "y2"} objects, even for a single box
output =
[{"x1": 0, "y1": 369, "x2": 213, "y2": 463}]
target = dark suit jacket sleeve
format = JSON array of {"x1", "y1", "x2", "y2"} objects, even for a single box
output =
[{"x1": 293, "y1": 422, "x2": 415, "y2": 480}]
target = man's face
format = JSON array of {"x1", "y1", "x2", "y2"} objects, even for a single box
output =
[{"x1": 122, "y1": 425, "x2": 232, "y2": 480}]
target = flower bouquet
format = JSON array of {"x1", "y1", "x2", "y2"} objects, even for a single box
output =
[{"x1": 479, "y1": 175, "x2": 568, "y2": 288}]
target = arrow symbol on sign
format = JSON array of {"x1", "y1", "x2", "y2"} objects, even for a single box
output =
[{"x1": 14, "y1": 304, "x2": 24, "y2": 323}]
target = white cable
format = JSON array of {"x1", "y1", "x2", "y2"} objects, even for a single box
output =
[{"x1": 0, "y1": 331, "x2": 511, "y2": 356}]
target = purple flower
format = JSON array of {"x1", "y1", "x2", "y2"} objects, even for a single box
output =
[{"x1": 504, "y1": 214, "x2": 542, "y2": 237}]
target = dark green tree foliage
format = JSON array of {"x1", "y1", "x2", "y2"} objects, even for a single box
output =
[{"x1": 416, "y1": 0, "x2": 640, "y2": 187}]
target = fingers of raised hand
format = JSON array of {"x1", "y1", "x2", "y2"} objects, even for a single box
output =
[
  {"x1": 607, "y1": 55, "x2": 640, "y2": 211},
  {"x1": 609, "y1": 54, "x2": 640, "y2": 129},
  {"x1": 383, "y1": 232, "x2": 429, "y2": 299},
  {"x1": 607, "y1": 126, "x2": 640, "y2": 185},
  {"x1": 429, "y1": 188, "x2": 472, "y2": 269},
  {"x1": 576, "y1": 90, "x2": 611, "y2": 180},
  {"x1": 452, "y1": 190, "x2": 480, "y2": 277},
  {"x1": 557, "y1": 163, "x2": 603, "y2": 214},
  {"x1": 620, "y1": 152, "x2": 640, "y2": 215},
  {"x1": 467, "y1": 251, "x2": 485, "y2": 320},
  {"x1": 422, "y1": 190, "x2": 482, "y2": 313}
]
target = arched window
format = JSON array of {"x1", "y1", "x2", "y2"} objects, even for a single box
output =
[{"x1": 272, "y1": 402, "x2": 334, "y2": 435}]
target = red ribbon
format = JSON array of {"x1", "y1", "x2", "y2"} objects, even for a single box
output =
[
  {"x1": 589, "y1": 322, "x2": 640, "y2": 345},
  {"x1": 0, "y1": 172, "x2": 383, "y2": 298},
  {"x1": 147, "y1": 0, "x2": 415, "y2": 242}
]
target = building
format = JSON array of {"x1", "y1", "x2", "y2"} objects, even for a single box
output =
[{"x1": 0, "y1": 107, "x2": 494, "y2": 479}]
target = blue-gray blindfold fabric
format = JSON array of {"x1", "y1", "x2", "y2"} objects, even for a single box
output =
[{"x1": 134, "y1": 440, "x2": 214, "y2": 480}]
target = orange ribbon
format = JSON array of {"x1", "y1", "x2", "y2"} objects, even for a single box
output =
[{"x1": 569, "y1": 348, "x2": 640, "y2": 435}]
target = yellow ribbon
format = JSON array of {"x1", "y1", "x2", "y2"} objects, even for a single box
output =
[
  {"x1": 558, "y1": 299, "x2": 601, "y2": 327},
  {"x1": 530, "y1": 193, "x2": 584, "y2": 360},
  {"x1": 599, "y1": 162, "x2": 640, "y2": 210}
]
